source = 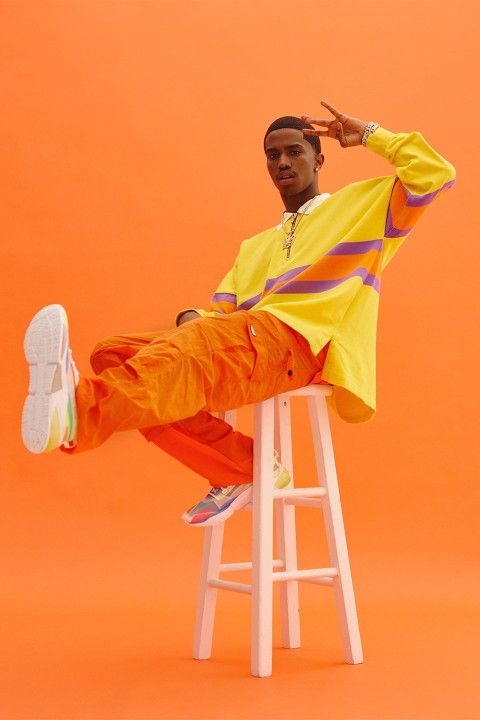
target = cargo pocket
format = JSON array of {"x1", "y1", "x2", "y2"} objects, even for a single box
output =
[{"x1": 270, "y1": 345, "x2": 301, "y2": 395}]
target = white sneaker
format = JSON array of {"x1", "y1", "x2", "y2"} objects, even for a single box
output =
[{"x1": 22, "y1": 304, "x2": 79, "y2": 453}]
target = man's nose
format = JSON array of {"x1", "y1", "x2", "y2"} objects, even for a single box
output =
[{"x1": 278, "y1": 154, "x2": 291, "y2": 168}]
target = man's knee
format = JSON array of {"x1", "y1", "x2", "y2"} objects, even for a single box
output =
[{"x1": 90, "y1": 338, "x2": 125, "y2": 374}]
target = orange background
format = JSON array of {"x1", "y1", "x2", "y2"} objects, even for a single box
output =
[{"x1": 1, "y1": 1, "x2": 479, "y2": 718}]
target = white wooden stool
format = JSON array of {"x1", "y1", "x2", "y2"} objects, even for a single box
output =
[{"x1": 192, "y1": 384, "x2": 363, "y2": 677}]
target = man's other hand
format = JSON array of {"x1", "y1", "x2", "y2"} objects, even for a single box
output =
[{"x1": 177, "y1": 310, "x2": 201, "y2": 325}]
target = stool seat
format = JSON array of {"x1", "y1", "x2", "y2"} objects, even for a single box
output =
[
  {"x1": 191, "y1": 383, "x2": 363, "y2": 677},
  {"x1": 278, "y1": 383, "x2": 334, "y2": 397}
]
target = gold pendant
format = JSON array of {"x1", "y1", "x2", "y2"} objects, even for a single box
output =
[{"x1": 283, "y1": 233, "x2": 295, "y2": 259}]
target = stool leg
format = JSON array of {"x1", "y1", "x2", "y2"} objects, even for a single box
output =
[
  {"x1": 192, "y1": 409, "x2": 236, "y2": 660},
  {"x1": 274, "y1": 396, "x2": 301, "y2": 649},
  {"x1": 307, "y1": 395, "x2": 364, "y2": 664},
  {"x1": 193, "y1": 523, "x2": 225, "y2": 659},
  {"x1": 251, "y1": 397, "x2": 275, "y2": 677}
]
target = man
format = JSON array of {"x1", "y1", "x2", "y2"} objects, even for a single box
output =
[{"x1": 21, "y1": 100, "x2": 456, "y2": 527}]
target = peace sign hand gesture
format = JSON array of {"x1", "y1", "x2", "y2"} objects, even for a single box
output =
[{"x1": 301, "y1": 100, "x2": 369, "y2": 148}]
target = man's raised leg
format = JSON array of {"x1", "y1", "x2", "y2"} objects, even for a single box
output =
[
  {"x1": 22, "y1": 304, "x2": 328, "y2": 460},
  {"x1": 87, "y1": 328, "x2": 255, "y2": 487}
]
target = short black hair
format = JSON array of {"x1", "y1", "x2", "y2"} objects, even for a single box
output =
[{"x1": 263, "y1": 115, "x2": 321, "y2": 155}]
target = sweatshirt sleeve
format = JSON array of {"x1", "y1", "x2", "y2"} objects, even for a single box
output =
[
  {"x1": 366, "y1": 126, "x2": 456, "y2": 198},
  {"x1": 175, "y1": 259, "x2": 238, "y2": 326},
  {"x1": 365, "y1": 126, "x2": 456, "y2": 269}
]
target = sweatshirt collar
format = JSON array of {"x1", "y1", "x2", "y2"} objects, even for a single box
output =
[{"x1": 275, "y1": 192, "x2": 331, "y2": 230}]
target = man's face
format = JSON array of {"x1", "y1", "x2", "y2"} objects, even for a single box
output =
[{"x1": 265, "y1": 127, "x2": 321, "y2": 195}]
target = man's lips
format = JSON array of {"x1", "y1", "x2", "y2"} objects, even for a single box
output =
[{"x1": 277, "y1": 173, "x2": 296, "y2": 184}]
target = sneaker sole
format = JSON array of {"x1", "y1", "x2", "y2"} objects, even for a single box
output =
[
  {"x1": 21, "y1": 304, "x2": 69, "y2": 453},
  {"x1": 181, "y1": 484, "x2": 253, "y2": 527}
]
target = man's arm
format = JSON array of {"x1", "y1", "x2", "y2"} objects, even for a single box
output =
[
  {"x1": 365, "y1": 126, "x2": 456, "y2": 269},
  {"x1": 302, "y1": 101, "x2": 456, "y2": 270},
  {"x1": 175, "y1": 257, "x2": 239, "y2": 326},
  {"x1": 366, "y1": 126, "x2": 456, "y2": 201},
  {"x1": 302, "y1": 100, "x2": 456, "y2": 198}
]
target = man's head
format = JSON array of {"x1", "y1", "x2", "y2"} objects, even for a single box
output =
[{"x1": 263, "y1": 116, "x2": 324, "y2": 198}]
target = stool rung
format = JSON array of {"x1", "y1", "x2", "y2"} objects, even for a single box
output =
[
  {"x1": 272, "y1": 567, "x2": 338, "y2": 583},
  {"x1": 208, "y1": 567, "x2": 338, "y2": 594},
  {"x1": 220, "y1": 560, "x2": 284, "y2": 572},
  {"x1": 209, "y1": 578, "x2": 252, "y2": 594},
  {"x1": 273, "y1": 487, "x2": 327, "y2": 499},
  {"x1": 284, "y1": 497, "x2": 323, "y2": 508},
  {"x1": 243, "y1": 487, "x2": 325, "y2": 512},
  {"x1": 300, "y1": 576, "x2": 336, "y2": 587}
]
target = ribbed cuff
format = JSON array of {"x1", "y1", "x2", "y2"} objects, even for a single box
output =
[{"x1": 364, "y1": 125, "x2": 397, "y2": 155}]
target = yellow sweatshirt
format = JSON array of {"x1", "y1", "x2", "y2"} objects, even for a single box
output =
[{"x1": 176, "y1": 126, "x2": 456, "y2": 423}]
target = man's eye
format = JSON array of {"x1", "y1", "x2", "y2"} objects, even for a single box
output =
[{"x1": 267, "y1": 150, "x2": 300, "y2": 160}]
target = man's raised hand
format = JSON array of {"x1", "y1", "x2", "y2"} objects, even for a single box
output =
[{"x1": 301, "y1": 100, "x2": 369, "y2": 148}]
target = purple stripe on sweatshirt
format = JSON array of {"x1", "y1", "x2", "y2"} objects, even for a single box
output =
[
  {"x1": 238, "y1": 261, "x2": 381, "y2": 309},
  {"x1": 364, "y1": 273, "x2": 381, "y2": 292},
  {"x1": 385, "y1": 206, "x2": 412, "y2": 239},
  {"x1": 237, "y1": 293, "x2": 263, "y2": 310},
  {"x1": 326, "y1": 239, "x2": 383, "y2": 255},
  {"x1": 263, "y1": 246, "x2": 379, "y2": 294},
  {"x1": 271, "y1": 267, "x2": 380, "y2": 295},
  {"x1": 405, "y1": 178, "x2": 456, "y2": 207},
  {"x1": 263, "y1": 264, "x2": 311, "y2": 292},
  {"x1": 240, "y1": 242, "x2": 383, "y2": 309},
  {"x1": 212, "y1": 293, "x2": 237, "y2": 304}
]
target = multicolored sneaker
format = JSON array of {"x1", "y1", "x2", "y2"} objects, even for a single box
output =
[
  {"x1": 181, "y1": 449, "x2": 291, "y2": 527},
  {"x1": 22, "y1": 304, "x2": 79, "y2": 453}
]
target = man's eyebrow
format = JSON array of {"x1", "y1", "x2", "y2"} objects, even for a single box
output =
[{"x1": 265, "y1": 143, "x2": 305, "y2": 153}]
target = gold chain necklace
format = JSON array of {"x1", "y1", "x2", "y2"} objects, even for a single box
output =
[{"x1": 281, "y1": 195, "x2": 319, "y2": 259}]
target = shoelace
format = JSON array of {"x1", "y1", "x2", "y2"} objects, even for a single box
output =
[
  {"x1": 207, "y1": 486, "x2": 234, "y2": 509},
  {"x1": 206, "y1": 484, "x2": 252, "y2": 508},
  {"x1": 273, "y1": 449, "x2": 282, "y2": 473},
  {"x1": 208, "y1": 486, "x2": 235, "y2": 499}
]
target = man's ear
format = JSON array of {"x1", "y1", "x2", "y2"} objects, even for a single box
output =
[{"x1": 316, "y1": 153, "x2": 325, "y2": 169}]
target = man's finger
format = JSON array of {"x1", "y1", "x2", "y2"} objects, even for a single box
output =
[
  {"x1": 301, "y1": 117, "x2": 333, "y2": 126},
  {"x1": 320, "y1": 100, "x2": 340, "y2": 116},
  {"x1": 336, "y1": 123, "x2": 348, "y2": 145},
  {"x1": 303, "y1": 129, "x2": 330, "y2": 137}
]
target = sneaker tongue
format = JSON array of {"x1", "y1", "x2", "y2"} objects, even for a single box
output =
[{"x1": 208, "y1": 486, "x2": 234, "y2": 507}]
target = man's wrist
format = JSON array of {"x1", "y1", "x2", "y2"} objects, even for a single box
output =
[{"x1": 361, "y1": 121, "x2": 380, "y2": 146}]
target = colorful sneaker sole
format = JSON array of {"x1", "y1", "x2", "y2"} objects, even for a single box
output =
[{"x1": 21, "y1": 304, "x2": 72, "y2": 453}]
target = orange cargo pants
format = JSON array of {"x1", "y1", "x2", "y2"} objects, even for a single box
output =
[{"x1": 60, "y1": 310, "x2": 330, "y2": 487}]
